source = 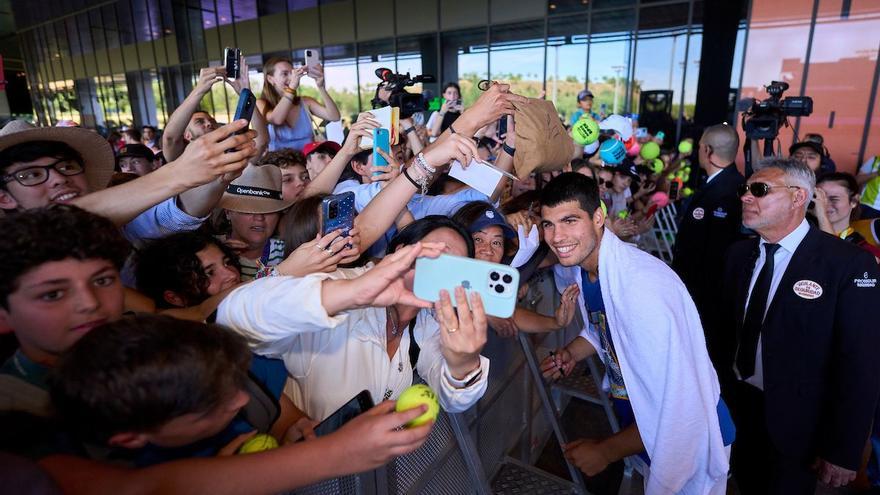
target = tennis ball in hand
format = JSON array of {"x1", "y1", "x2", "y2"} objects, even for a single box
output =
[
  {"x1": 649, "y1": 158, "x2": 664, "y2": 174},
  {"x1": 396, "y1": 384, "x2": 440, "y2": 427},
  {"x1": 571, "y1": 118, "x2": 600, "y2": 146},
  {"x1": 237, "y1": 433, "x2": 279, "y2": 454}
]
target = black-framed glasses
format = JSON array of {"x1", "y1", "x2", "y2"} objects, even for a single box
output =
[
  {"x1": 1, "y1": 160, "x2": 84, "y2": 187},
  {"x1": 596, "y1": 178, "x2": 610, "y2": 186},
  {"x1": 737, "y1": 182, "x2": 801, "y2": 198}
]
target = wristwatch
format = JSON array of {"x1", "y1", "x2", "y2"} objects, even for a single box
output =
[
  {"x1": 404, "y1": 126, "x2": 416, "y2": 135},
  {"x1": 502, "y1": 142, "x2": 516, "y2": 156}
]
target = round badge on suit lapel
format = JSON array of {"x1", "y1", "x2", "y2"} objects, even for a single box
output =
[
  {"x1": 692, "y1": 207, "x2": 705, "y2": 220},
  {"x1": 793, "y1": 280, "x2": 823, "y2": 299}
]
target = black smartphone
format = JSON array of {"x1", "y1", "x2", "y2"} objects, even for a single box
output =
[
  {"x1": 312, "y1": 390, "x2": 374, "y2": 437},
  {"x1": 224, "y1": 47, "x2": 241, "y2": 79},
  {"x1": 232, "y1": 88, "x2": 256, "y2": 134},
  {"x1": 497, "y1": 117, "x2": 508, "y2": 139}
]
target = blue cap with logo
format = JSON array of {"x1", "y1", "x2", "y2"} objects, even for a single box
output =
[{"x1": 468, "y1": 206, "x2": 516, "y2": 239}]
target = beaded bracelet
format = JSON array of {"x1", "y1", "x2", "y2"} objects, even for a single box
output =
[{"x1": 414, "y1": 152, "x2": 436, "y2": 175}]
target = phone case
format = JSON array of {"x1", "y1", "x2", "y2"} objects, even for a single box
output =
[
  {"x1": 372, "y1": 128, "x2": 390, "y2": 172},
  {"x1": 414, "y1": 254, "x2": 520, "y2": 318},
  {"x1": 321, "y1": 192, "x2": 355, "y2": 238},
  {"x1": 313, "y1": 390, "x2": 374, "y2": 437},
  {"x1": 224, "y1": 47, "x2": 241, "y2": 80},
  {"x1": 232, "y1": 89, "x2": 255, "y2": 135},
  {"x1": 304, "y1": 48, "x2": 320, "y2": 70}
]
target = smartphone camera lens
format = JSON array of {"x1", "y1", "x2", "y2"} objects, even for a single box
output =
[
  {"x1": 328, "y1": 204, "x2": 338, "y2": 219},
  {"x1": 502, "y1": 274, "x2": 513, "y2": 284},
  {"x1": 490, "y1": 272, "x2": 500, "y2": 281},
  {"x1": 494, "y1": 285, "x2": 505, "y2": 294}
]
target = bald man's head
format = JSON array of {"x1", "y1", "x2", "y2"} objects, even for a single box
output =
[{"x1": 699, "y1": 124, "x2": 739, "y2": 167}]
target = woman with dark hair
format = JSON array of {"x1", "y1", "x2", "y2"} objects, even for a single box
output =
[
  {"x1": 216, "y1": 215, "x2": 490, "y2": 423},
  {"x1": 135, "y1": 232, "x2": 241, "y2": 309},
  {"x1": 428, "y1": 82, "x2": 464, "y2": 138},
  {"x1": 452, "y1": 201, "x2": 579, "y2": 338}
]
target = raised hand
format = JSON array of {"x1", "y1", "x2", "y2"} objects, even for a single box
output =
[
  {"x1": 227, "y1": 55, "x2": 250, "y2": 94},
  {"x1": 371, "y1": 148, "x2": 401, "y2": 186},
  {"x1": 169, "y1": 120, "x2": 257, "y2": 189},
  {"x1": 196, "y1": 66, "x2": 226, "y2": 94},
  {"x1": 287, "y1": 66, "x2": 309, "y2": 92},
  {"x1": 275, "y1": 229, "x2": 358, "y2": 277},
  {"x1": 422, "y1": 134, "x2": 479, "y2": 170},
  {"x1": 434, "y1": 287, "x2": 488, "y2": 379},
  {"x1": 350, "y1": 242, "x2": 446, "y2": 308},
  {"x1": 309, "y1": 63, "x2": 326, "y2": 88},
  {"x1": 488, "y1": 316, "x2": 518, "y2": 338},
  {"x1": 341, "y1": 112, "x2": 381, "y2": 154},
  {"x1": 555, "y1": 284, "x2": 580, "y2": 328},
  {"x1": 459, "y1": 82, "x2": 528, "y2": 132}
]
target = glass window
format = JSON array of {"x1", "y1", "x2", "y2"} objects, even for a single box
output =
[
  {"x1": 589, "y1": 9, "x2": 635, "y2": 118},
  {"x1": 795, "y1": 0, "x2": 880, "y2": 172},
  {"x1": 443, "y1": 28, "x2": 488, "y2": 107},
  {"x1": 357, "y1": 39, "x2": 396, "y2": 112},
  {"x1": 490, "y1": 21, "x2": 545, "y2": 98}
]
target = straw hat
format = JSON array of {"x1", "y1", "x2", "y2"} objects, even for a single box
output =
[
  {"x1": 0, "y1": 120, "x2": 115, "y2": 191},
  {"x1": 219, "y1": 164, "x2": 295, "y2": 214}
]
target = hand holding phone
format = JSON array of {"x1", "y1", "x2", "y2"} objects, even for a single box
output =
[
  {"x1": 304, "y1": 48, "x2": 321, "y2": 71},
  {"x1": 414, "y1": 254, "x2": 519, "y2": 318},
  {"x1": 321, "y1": 192, "x2": 356, "y2": 239},
  {"x1": 232, "y1": 89, "x2": 256, "y2": 135},
  {"x1": 372, "y1": 128, "x2": 390, "y2": 175},
  {"x1": 312, "y1": 390, "x2": 374, "y2": 437}
]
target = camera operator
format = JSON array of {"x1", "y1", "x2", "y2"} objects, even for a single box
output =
[{"x1": 428, "y1": 83, "x2": 464, "y2": 138}]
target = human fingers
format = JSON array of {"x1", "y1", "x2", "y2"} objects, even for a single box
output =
[
  {"x1": 435, "y1": 289, "x2": 459, "y2": 332},
  {"x1": 468, "y1": 292, "x2": 488, "y2": 336},
  {"x1": 454, "y1": 287, "x2": 473, "y2": 331},
  {"x1": 317, "y1": 229, "x2": 344, "y2": 250},
  {"x1": 218, "y1": 430, "x2": 258, "y2": 456}
]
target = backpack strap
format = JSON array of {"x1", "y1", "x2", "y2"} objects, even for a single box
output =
[{"x1": 240, "y1": 372, "x2": 281, "y2": 433}]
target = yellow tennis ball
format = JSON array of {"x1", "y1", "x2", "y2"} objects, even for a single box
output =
[
  {"x1": 395, "y1": 384, "x2": 439, "y2": 427},
  {"x1": 237, "y1": 434, "x2": 279, "y2": 454},
  {"x1": 640, "y1": 141, "x2": 660, "y2": 160},
  {"x1": 571, "y1": 118, "x2": 600, "y2": 146},
  {"x1": 682, "y1": 187, "x2": 694, "y2": 197},
  {"x1": 678, "y1": 140, "x2": 693, "y2": 154}
]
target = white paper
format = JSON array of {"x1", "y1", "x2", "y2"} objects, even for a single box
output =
[
  {"x1": 449, "y1": 159, "x2": 505, "y2": 197},
  {"x1": 325, "y1": 121, "x2": 344, "y2": 145},
  {"x1": 359, "y1": 106, "x2": 392, "y2": 149}
]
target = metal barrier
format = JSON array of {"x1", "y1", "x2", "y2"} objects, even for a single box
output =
[{"x1": 288, "y1": 270, "x2": 632, "y2": 494}]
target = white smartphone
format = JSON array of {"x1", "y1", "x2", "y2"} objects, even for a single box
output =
[{"x1": 304, "y1": 48, "x2": 320, "y2": 71}]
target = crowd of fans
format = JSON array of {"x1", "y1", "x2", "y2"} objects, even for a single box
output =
[{"x1": 1, "y1": 50, "x2": 879, "y2": 495}]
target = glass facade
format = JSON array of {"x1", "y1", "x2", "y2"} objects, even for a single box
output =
[
  {"x1": 14, "y1": 0, "x2": 880, "y2": 173},
  {"x1": 738, "y1": 0, "x2": 880, "y2": 173},
  {"x1": 13, "y1": 0, "x2": 710, "y2": 134}
]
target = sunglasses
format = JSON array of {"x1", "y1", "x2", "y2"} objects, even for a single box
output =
[
  {"x1": 596, "y1": 178, "x2": 611, "y2": 186},
  {"x1": 737, "y1": 182, "x2": 801, "y2": 198}
]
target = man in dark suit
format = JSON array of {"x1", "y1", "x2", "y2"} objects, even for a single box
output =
[
  {"x1": 720, "y1": 157, "x2": 880, "y2": 493},
  {"x1": 673, "y1": 123, "x2": 745, "y2": 370}
]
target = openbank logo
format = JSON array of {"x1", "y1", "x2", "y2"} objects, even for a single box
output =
[{"x1": 235, "y1": 186, "x2": 272, "y2": 197}]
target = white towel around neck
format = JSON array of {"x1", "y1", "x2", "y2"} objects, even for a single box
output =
[{"x1": 563, "y1": 229, "x2": 729, "y2": 494}]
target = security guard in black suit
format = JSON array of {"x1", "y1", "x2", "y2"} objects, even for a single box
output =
[
  {"x1": 718, "y1": 158, "x2": 880, "y2": 494},
  {"x1": 672, "y1": 124, "x2": 745, "y2": 370}
]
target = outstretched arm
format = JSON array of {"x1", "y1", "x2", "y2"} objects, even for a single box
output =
[
  {"x1": 72, "y1": 122, "x2": 257, "y2": 226},
  {"x1": 162, "y1": 67, "x2": 225, "y2": 162}
]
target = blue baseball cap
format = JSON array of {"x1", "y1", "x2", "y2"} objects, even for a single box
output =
[
  {"x1": 577, "y1": 89, "x2": 594, "y2": 101},
  {"x1": 468, "y1": 206, "x2": 516, "y2": 239}
]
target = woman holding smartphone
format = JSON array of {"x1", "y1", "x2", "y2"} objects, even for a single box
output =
[
  {"x1": 258, "y1": 57, "x2": 341, "y2": 152},
  {"x1": 428, "y1": 82, "x2": 464, "y2": 138}
]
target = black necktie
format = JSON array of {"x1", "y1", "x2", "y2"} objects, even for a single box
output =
[{"x1": 737, "y1": 243, "x2": 781, "y2": 378}]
